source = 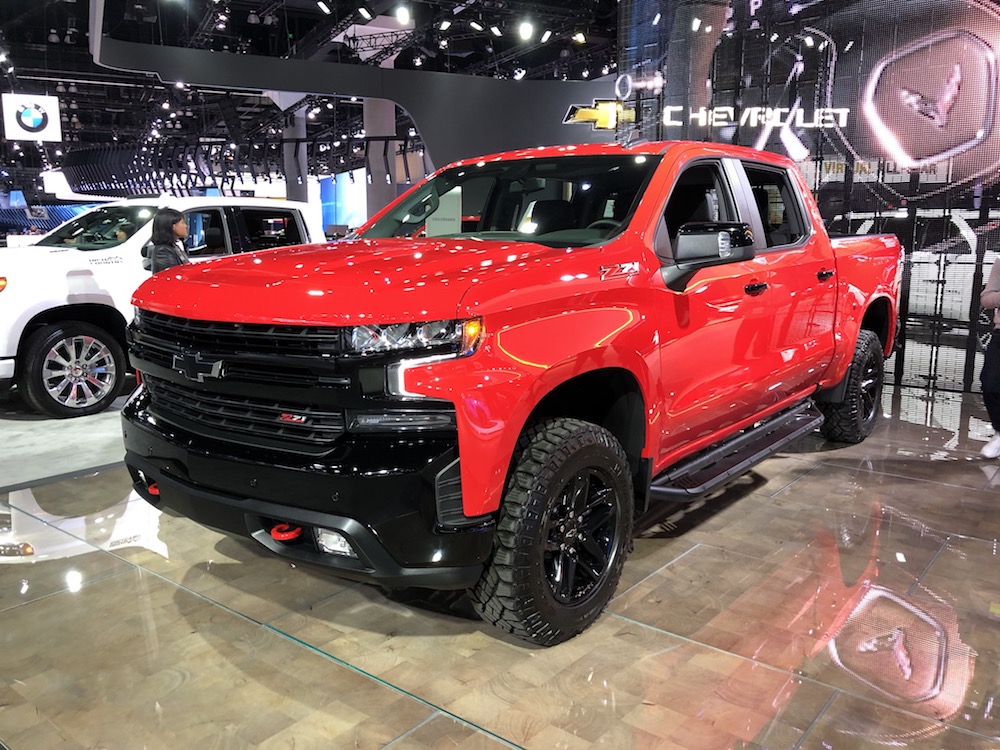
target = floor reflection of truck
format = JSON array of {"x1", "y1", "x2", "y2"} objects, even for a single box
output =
[{"x1": 636, "y1": 503, "x2": 996, "y2": 747}]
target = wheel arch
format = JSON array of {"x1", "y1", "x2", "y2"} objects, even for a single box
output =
[
  {"x1": 523, "y1": 367, "x2": 649, "y2": 513},
  {"x1": 860, "y1": 295, "x2": 893, "y2": 354},
  {"x1": 17, "y1": 304, "x2": 129, "y2": 369}
]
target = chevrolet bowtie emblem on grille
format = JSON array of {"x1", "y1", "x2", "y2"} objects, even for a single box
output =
[{"x1": 172, "y1": 351, "x2": 225, "y2": 382}]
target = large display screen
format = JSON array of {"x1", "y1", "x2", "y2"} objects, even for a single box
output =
[{"x1": 618, "y1": 0, "x2": 1000, "y2": 391}]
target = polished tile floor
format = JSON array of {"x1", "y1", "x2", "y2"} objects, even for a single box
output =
[{"x1": 2, "y1": 385, "x2": 1000, "y2": 748}]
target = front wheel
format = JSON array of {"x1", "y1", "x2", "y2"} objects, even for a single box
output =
[
  {"x1": 469, "y1": 418, "x2": 634, "y2": 646},
  {"x1": 19, "y1": 322, "x2": 126, "y2": 418},
  {"x1": 818, "y1": 329, "x2": 884, "y2": 444}
]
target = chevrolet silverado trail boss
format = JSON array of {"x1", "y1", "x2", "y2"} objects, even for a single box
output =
[
  {"x1": 0, "y1": 196, "x2": 325, "y2": 417},
  {"x1": 122, "y1": 142, "x2": 902, "y2": 646}
]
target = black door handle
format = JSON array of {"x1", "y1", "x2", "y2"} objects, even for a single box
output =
[
  {"x1": 818, "y1": 269, "x2": 834, "y2": 281},
  {"x1": 745, "y1": 282, "x2": 768, "y2": 296}
]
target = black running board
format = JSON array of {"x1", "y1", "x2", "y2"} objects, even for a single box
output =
[{"x1": 649, "y1": 400, "x2": 824, "y2": 501}]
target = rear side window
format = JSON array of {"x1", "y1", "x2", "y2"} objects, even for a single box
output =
[
  {"x1": 743, "y1": 164, "x2": 807, "y2": 248},
  {"x1": 185, "y1": 209, "x2": 229, "y2": 258},
  {"x1": 236, "y1": 209, "x2": 304, "y2": 252}
]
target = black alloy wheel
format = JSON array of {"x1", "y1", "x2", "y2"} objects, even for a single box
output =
[{"x1": 470, "y1": 418, "x2": 634, "y2": 647}]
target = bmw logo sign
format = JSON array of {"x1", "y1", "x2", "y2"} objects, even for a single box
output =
[{"x1": 16, "y1": 103, "x2": 48, "y2": 133}]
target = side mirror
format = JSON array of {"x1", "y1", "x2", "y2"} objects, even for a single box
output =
[{"x1": 662, "y1": 222, "x2": 755, "y2": 292}]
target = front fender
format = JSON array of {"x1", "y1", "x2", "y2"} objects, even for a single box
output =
[{"x1": 399, "y1": 306, "x2": 658, "y2": 516}]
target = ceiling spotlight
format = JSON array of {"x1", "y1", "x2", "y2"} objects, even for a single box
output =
[
  {"x1": 572, "y1": 32, "x2": 586, "y2": 44},
  {"x1": 247, "y1": 10, "x2": 260, "y2": 24},
  {"x1": 358, "y1": 6, "x2": 372, "y2": 20},
  {"x1": 513, "y1": 67, "x2": 526, "y2": 80},
  {"x1": 519, "y1": 21, "x2": 532, "y2": 41},
  {"x1": 469, "y1": 20, "x2": 483, "y2": 31},
  {"x1": 439, "y1": 20, "x2": 451, "y2": 31},
  {"x1": 56, "y1": 82, "x2": 66, "y2": 92},
  {"x1": 396, "y1": 6, "x2": 410, "y2": 25},
  {"x1": 262, "y1": 13, "x2": 278, "y2": 25},
  {"x1": 540, "y1": 29, "x2": 552, "y2": 43},
  {"x1": 317, "y1": 1, "x2": 331, "y2": 14},
  {"x1": 47, "y1": 28, "x2": 61, "y2": 44},
  {"x1": 439, "y1": 38, "x2": 448, "y2": 49},
  {"x1": 161, "y1": 101, "x2": 170, "y2": 109},
  {"x1": 490, "y1": 25, "x2": 502, "y2": 37}
]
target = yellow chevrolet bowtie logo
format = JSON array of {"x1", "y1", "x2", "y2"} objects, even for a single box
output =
[{"x1": 563, "y1": 99, "x2": 635, "y2": 130}]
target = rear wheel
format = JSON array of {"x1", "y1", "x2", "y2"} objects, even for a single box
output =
[
  {"x1": 469, "y1": 418, "x2": 633, "y2": 646},
  {"x1": 20, "y1": 322, "x2": 126, "y2": 418},
  {"x1": 818, "y1": 329, "x2": 883, "y2": 444}
]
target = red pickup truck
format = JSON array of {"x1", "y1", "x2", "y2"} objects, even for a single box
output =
[{"x1": 121, "y1": 141, "x2": 902, "y2": 646}]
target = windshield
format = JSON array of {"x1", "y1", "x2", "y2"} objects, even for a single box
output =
[
  {"x1": 359, "y1": 154, "x2": 662, "y2": 247},
  {"x1": 36, "y1": 205, "x2": 156, "y2": 250}
]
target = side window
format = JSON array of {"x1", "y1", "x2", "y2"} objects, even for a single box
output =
[
  {"x1": 743, "y1": 165, "x2": 807, "y2": 248},
  {"x1": 656, "y1": 162, "x2": 735, "y2": 262},
  {"x1": 237, "y1": 209, "x2": 304, "y2": 252},
  {"x1": 184, "y1": 210, "x2": 230, "y2": 258}
]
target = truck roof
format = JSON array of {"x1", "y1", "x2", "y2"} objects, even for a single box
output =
[{"x1": 442, "y1": 140, "x2": 797, "y2": 170}]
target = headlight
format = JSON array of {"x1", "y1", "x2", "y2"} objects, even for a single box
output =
[
  {"x1": 0, "y1": 277, "x2": 7, "y2": 293},
  {"x1": 349, "y1": 318, "x2": 482, "y2": 356}
]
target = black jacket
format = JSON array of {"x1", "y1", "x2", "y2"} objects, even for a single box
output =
[{"x1": 143, "y1": 242, "x2": 189, "y2": 273}]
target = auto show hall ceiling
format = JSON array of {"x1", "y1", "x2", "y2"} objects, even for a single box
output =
[{"x1": 0, "y1": 0, "x2": 619, "y2": 196}]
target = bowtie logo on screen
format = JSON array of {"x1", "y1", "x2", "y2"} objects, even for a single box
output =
[{"x1": 16, "y1": 103, "x2": 49, "y2": 134}]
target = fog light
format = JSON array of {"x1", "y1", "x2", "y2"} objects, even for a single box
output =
[{"x1": 315, "y1": 528, "x2": 357, "y2": 558}]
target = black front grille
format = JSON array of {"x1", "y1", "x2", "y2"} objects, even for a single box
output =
[
  {"x1": 137, "y1": 310, "x2": 347, "y2": 358},
  {"x1": 144, "y1": 375, "x2": 345, "y2": 453}
]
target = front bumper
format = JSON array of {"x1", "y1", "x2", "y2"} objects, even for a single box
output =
[{"x1": 121, "y1": 390, "x2": 495, "y2": 589}]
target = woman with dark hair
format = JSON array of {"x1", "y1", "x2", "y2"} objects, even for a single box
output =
[{"x1": 144, "y1": 208, "x2": 190, "y2": 273}]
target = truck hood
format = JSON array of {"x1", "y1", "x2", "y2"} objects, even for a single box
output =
[{"x1": 132, "y1": 237, "x2": 573, "y2": 324}]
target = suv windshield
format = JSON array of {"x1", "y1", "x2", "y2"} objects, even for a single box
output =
[
  {"x1": 358, "y1": 154, "x2": 662, "y2": 247},
  {"x1": 36, "y1": 205, "x2": 156, "y2": 250}
]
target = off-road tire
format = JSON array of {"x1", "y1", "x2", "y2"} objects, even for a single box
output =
[
  {"x1": 469, "y1": 418, "x2": 634, "y2": 646},
  {"x1": 20, "y1": 322, "x2": 126, "y2": 418},
  {"x1": 818, "y1": 329, "x2": 883, "y2": 444}
]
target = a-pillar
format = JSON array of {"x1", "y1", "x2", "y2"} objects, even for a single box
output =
[{"x1": 363, "y1": 98, "x2": 398, "y2": 217}]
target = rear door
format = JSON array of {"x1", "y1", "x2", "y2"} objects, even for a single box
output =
[{"x1": 736, "y1": 161, "x2": 838, "y2": 406}]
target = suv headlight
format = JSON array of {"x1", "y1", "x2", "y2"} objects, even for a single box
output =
[{"x1": 349, "y1": 318, "x2": 482, "y2": 356}]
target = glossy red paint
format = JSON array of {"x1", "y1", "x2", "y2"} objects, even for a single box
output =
[{"x1": 129, "y1": 140, "x2": 902, "y2": 520}]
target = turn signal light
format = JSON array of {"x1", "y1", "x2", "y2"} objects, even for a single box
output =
[
  {"x1": 462, "y1": 318, "x2": 483, "y2": 355},
  {"x1": 0, "y1": 277, "x2": 6, "y2": 293}
]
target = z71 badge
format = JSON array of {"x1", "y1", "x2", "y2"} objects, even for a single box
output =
[{"x1": 599, "y1": 262, "x2": 641, "y2": 280}]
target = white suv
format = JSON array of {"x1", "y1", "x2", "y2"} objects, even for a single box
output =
[{"x1": 0, "y1": 196, "x2": 326, "y2": 417}]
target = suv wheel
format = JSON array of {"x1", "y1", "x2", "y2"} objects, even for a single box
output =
[
  {"x1": 20, "y1": 322, "x2": 126, "y2": 418},
  {"x1": 469, "y1": 418, "x2": 633, "y2": 646}
]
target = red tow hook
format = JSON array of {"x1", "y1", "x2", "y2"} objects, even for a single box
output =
[
  {"x1": 270, "y1": 523, "x2": 303, "y2": 542},
  {"x1": 147, "y1": 482, "x2": 160, "y2": 496}
]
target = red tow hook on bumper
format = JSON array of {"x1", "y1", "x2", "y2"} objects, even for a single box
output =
[
  {"x1": 147, "y1": 482, "x2": 160, "y2": 496},
  {"x1": 270, "y1": 523, "x2": 303, "y2": 542}
]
